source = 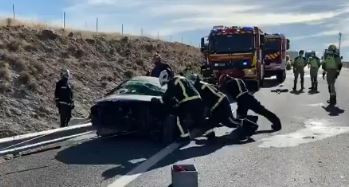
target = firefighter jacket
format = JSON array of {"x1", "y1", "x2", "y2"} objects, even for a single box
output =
[
  {"x1": 194, "y1": 81, "x2": 226, "y2": 112},
  {"x1": 150, "y1": 62, "x2": 173, "y2": 78},
  {"x1": 162, "y1": 76, "x2": 201, "y2": 106},
  {"x1": 221, "y1": 78, "x2": 249, "y2": 100},
  {"x1": 55, "y1": 78, "x2": 74, "y2": 107},
  {"x1": 322, "y1": 55, "x2": 342, "y2": 71},
  {"x1": 293, "y1": 56, "x2": 307, "y2": 71}
]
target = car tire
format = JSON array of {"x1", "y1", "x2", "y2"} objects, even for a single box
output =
[
  {"x1": 277, "y1": 70, "x2": 286, "y2": 83},
  {"x1": 162, "y1": 114, "x2": 178, "y2": 144}
]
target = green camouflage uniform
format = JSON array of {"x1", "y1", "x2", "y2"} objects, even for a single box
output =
[
  {"x1": 292, "y1": 55, "x2": 307, "y2": 90},
  {"x1": 322, "y1": 55, "x2": 342, "y2": 104},
  {"x1": 308, "y1": 56, "x2": 321, "y2": 91}
]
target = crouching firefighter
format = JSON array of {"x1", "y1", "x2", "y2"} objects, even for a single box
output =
[
  {"x1": 152, "y1": 70, "x2": 204, "y2": 142},
  {"x1": 188, "y1": 74, "x2": 259, "y2": 140},
  {"x1": 219, "y1": 75, "x2": 282, "y2": 132},
  {"x1": 55, "y1": 69, "x2": 74, "y2": 128}
]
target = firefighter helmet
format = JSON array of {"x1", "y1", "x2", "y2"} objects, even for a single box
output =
[
  {"x1": 61, "y1": 69, "x2": 70, "y2": 79},
  {"x1": 299, "y1": 50, "x2": 304, "y2": 55},
  {"x1": 328, "y1": 44, "x2": 337, "y2": 52},
  {"x1": 159, "y1": 69, "x2": 173, "y2": 86}
]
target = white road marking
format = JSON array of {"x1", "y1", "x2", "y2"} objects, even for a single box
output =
[
  {"x1": 259, "y1": 119, "x2": 349, "y2": 148},
  {"x1": 0, "y1": 131, "x2": 93, "y2": 155},
  {"x1": 108, "y1": 142, "x2": 181, "y2": 187},
  {"x1": 0, "y1": 123, "x2": 91, "y2": 144},
  {"x1": 305, "y1": 103, "x2": 326, "y2": 107}
]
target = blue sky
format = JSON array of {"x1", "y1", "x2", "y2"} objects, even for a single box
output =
[{"x1": 1, "y1": 0, "x2": 348, "y2": 60}]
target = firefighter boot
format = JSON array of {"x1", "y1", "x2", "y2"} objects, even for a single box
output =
[{"x1": 314, "y1": 82, "x2": 318, "y2": 92}]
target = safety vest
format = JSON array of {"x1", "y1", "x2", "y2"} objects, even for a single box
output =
[
  {"x1": 309, "y1": 57, "x2": 320, "y2": 69},
  {"x1": 195, "y1": 81, "x2": 226, "y2": 112},
  {"x1": 324, "y1": 56, "x2": 338, "y2": 70},
  {"x1": 162, "y1": 76, "x2": 201, "y2": 106},
  {"x1": 294, "y1": 56, "x2": 306, "y2": 69}
]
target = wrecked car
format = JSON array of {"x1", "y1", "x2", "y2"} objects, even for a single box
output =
[{"x1": 90, "y1": 76, "x2": 178, "y2": 144}]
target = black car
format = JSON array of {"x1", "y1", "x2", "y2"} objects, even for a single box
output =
[{"x1": 90, "y1": 76, "x2": 178, "y2": 144}]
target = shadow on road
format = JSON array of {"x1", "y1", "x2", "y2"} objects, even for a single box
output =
[
  {"x1": 55, "y1": 135, "x2": 165, "y2": 180},
  {"x1": 289, "y1": 89, "x2": 305, "y2": 95},
  {"x1": 322, "y1": 105, "x2": 345, "y2": 116}
]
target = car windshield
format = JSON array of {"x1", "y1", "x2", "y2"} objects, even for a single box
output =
[
  {"x1": 209, "y1": 34, "x2": 254, "y2": 53},
  {"x1": 111, "y1": 77, "x2": 165, "y2": 96},
  {"x1": 264, "y1": 38, "x2": 281, "y2": 52}
]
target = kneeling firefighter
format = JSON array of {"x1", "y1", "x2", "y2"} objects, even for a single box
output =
[
  {"x1": 152, "y1": 70, "x2": 204, "y2": 142},
  {"x1": 219, "y1": 75, "x2": 282, "y2": 132},
  {"x1": 188, "y1": 74, "x2": 259, "y2": 140}
]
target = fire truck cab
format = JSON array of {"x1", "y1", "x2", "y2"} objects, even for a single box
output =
[{"x1": 200, "y1": 26, "x2": 265, "y2": 90}]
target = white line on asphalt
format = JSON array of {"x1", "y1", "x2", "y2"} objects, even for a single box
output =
[
  {"x1": 0, "y1": 123, "x2": 92, "y2": 144},
  {"x1": 0, "y1": 131, "x2": 93, "y2": 155},
  {"x1": 108, "y1": 142, "x2": 181, "y2": 187}
]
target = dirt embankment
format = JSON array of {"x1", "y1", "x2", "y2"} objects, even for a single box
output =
[{"x1": 0, "y1": 19, "x2": 202, "y2": 138}]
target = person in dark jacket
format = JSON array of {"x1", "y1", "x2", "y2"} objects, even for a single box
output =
[
  {"x1": 55, "y1": 69, "x2": 74, "y2": 127},
  {"x1": 188, "y1": 74, "x2": 259, "y2": 140},
  {"x1": 149, "y1": 53, "x2": 173, "y2": 77},
  {"x1": 219, "y1": 74, "x2": 282, "y2": 132},
  {"x1": 152, "y1": 70, "x2": 204, "y2": 142}
]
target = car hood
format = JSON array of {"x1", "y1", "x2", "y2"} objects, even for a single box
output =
[{"x1": 96, "y1": 94, "x2": 161, "y2": 103}]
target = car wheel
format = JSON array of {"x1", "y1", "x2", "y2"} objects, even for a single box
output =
[
  {"x1": 162, "y1": 114, "x2": 178, "y2": 144},
  {"x1": 277, "y1": 70, "x2": 286, "y2": 83}
]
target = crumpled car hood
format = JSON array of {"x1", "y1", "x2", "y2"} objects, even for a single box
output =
[{"x1": 96, "y1": 94, "x2": 161, "y2": 103}]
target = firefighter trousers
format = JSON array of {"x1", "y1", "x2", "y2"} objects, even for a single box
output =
[
  {"x1": 237, "y1": 93, "x2": 281, "y2": 128},
  {"x1": 203, "y1": 97, "x2": 241, "y2": 135},
  {"x1": 58, "y1": 104, "x2": 72, "y2": 127},
  {"x1": 176, "y1": 99, "x2": 205, "y2": 138}
]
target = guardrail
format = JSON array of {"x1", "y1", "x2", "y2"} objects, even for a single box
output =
[{"x1": 343, "y1": 62, "x2": 349, "y2": 68}]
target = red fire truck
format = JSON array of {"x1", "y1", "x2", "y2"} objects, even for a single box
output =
[
  {"x1": 200, "y1": 26, "x2": 265, "y2": 90},
  {"x1": 263, "y1": 34, "x2": 290, "y2": 82}
]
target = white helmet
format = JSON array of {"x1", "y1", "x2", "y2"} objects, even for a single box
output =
[{"x1": 159, "y1": 70, "x2": 170, "y2": 86}]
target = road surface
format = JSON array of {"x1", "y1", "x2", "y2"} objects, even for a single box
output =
[{"x1": 1, "y1": 68, "x2": 349, "y2": 187}]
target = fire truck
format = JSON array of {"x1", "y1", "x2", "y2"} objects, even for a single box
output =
[
  {"x1": 263, "y1": 34, "x2": 290, "y2": 82},
  {"x1": 200, "y1": 26, "x2": 265, "y2": 90}
]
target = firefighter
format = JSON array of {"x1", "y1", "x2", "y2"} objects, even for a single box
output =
[
  {"x1": 55, "y1": 69, "x2": 74, "y2": 128},
  {"x1": 308, "y1": 52, "x2": 321, "y2": 92},
  {"x1": 292, "y1": 50, "x2": 307, "y2": 92},
  {"x1": 152, "y1": 70, "x2": 204, "y2": 142},
  {"x1": 188, "y1": 74, "x2": 259, "y2": 140},
  {"x1": 149, "y1": 53, "x2": 173, "y2": 78},
  {"x1": 219, "y1": 75, "x2": 282, "y2": 132},
  {"x1": 322, "y1": 44, "x2": 342, "y2": 105}
]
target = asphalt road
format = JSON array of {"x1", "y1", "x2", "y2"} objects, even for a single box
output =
[{"x1": 1, "y1": 68, "x2": 349, "y2": 187}]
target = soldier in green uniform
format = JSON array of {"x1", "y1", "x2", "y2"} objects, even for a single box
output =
[
  {"x1": 308, "y1": 52, "x2": 321, "y2": 92},
  {"x1": 292, "y1": 50, "x2": 307, "y2": 92},
  {"x1": 322, "y1": 45, "x2": 342, "y2": 105}
]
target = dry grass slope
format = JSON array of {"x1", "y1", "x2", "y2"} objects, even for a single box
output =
[{"x1": 0, "y1": 19, "x2": 202, "y2": 138}]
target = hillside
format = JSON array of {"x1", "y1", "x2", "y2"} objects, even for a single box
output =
[{"x1": 0, "y1": 19, "x2": 202, "y2": 138}]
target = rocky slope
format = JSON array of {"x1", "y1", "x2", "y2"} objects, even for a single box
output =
[{"x1": 0, "y1": 19, "x2": 202, "y2": 138}]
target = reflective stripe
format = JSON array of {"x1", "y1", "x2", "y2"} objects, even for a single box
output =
[
  {"x1": 60, "y1": 86, "x2": 68, "y2": 89},
  {"x1": 55, "y1": 98, "x2": 59, "y2": 101},
  {"x1": 58, "y1": 101, "x2": 73, "y2": 106},
  {"x1": 211, "y1": 96, "x2": 225, "y2": 112},
  {"x1": 203, "y1": 129, "x2": 214, "y2": 136},
  {"x1": 176, "y1": 117, "x2": 186, "y2": 137},
  {"x1": 175, "y1": 78, "x2": 189, "y2": 98},
  {"x1": 235, "y1": 79, "x2": 248, "y2": 99},
  {"x1": 180, "y1": 132, "x2": 190, "y2": 138},
  {"x1": 179, "y1": 95, "x2": 201, "y2": 104}
]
